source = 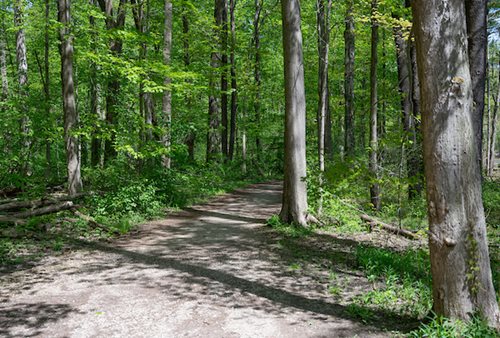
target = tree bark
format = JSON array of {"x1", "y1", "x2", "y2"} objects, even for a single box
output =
[
  {"x1": 369, "y1": 0, "x2": 380, "y2": 211},
  {"x1": 162, "y1": 0, "x2": 173, "y2": 168},
  {"x1": 488, "y1": 59, "x2": 500, "y2": 177},
  {"x1": 344, "y1": 0, "x2": 355, "y2": 158},
  {"x1": 465, "y1": 0, "x2": 488, "y2": 175},
  {"x1": 98, "y1": 0, "x2": 126, "y2": 164},
  {"x1": 0, "y1": 20, "x2": 8, "y2": 100},
  {"x1": 228, "y1": 0, "x2": 238, "y2": 161},
  {"x1": 412, "y1": 0, "x2": 500, "y2": 327},
  {"x1": 221, "y1": 0, "x2": 229, "y2": 159},
  {"x1": 316, "y1": 0, "x2": 331, "y2": 215},
  {"x1": 280, "y1": 0, "x2": 308, "y2": 227},
  {"x1": 14, "y1": 0, "x2": 31, "y2": 174},
  {"x1": 182, "y1": 4, "x2": 195, "y2": 162},
  {"x1": 253, "y1": 0, "x2": 263, "y2": 161},
  {"x1": 58, "y1": 0, "x2": 82, "y2": 196},
  {"x1": 207, "y1": 0, "x2": 224, "y2": 162}
]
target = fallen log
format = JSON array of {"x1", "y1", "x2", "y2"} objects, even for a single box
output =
[
  {"x1": 360, "y1": 214, "x2": 419, "y2": 240},
  {"x1": 0, "y1": 214, "x2": 27, "y2": 225},
  {"x1": 0, "y1": 193, "x2": 85, "y2": 212},
  {"x1": 12, "y1": 201, "x2": 74, "y2": 219}
]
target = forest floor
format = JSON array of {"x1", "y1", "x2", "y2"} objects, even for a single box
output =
[{"x1": 0, "y1": 182, "x2": 427, "y2": 337}]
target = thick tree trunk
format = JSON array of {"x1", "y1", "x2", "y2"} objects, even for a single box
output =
[
  {"x1": 14, "y1": 0, "x2": 31, "y2": 173},
  {"x1": 412, "y1": 0, "x2": 500, "y2": 327},
  {"x1": 207, "y1": 0, "x2": 224, "y2": 161},
  {"x1": 316, "y1": 0, "x2": 331, "y2": 214},
  {"x1": 228, "y1": 0, "x2": 238, "y2": 161},
  {"x1": 254, "y1": 0, "x2": 263, "y2": 161},
  {"x1": 58, "y1": 0, "x2": 82, "y2": 196},
  {"x1": 280, "y1": 0, "x2": 308, "y2": 227},
  {"x1": 465, "y1": 0, "x2": 487, "y2": 175},
  {"x1": 369, "y1": 0, "x2": 380, "y2": 211},
  {"x1": 221, "y1": 0, "x2": 229, "y2": 159},
  {"x1": 162, "y1": 0, "x2": 172, "y2": 168},
  {"x1": 344, "y1": 0, "x2": 355, "y2": 158}
]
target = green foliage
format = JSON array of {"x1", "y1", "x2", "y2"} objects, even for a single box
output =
[
  {"x1": 409, "y1": 315, "x2": 499, "y2": 338},
  {"x1": 267, "y1": 214, "x2": 314, "y2": 237}
]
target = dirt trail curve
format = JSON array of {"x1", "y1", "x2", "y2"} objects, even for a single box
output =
[{"x1": 1, "y1": 182, "x2": 395, "y2": 337}]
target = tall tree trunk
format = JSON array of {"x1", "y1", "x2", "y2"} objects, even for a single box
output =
[
  {"x1": 44, "y1": 0, "x2": 52, "y2": 177},
  {"x1": 412, "y1": 0, "x2": 500, "y2": 327},
  {"x1": 162, "y1": 0, "x2": 172, "y2": 168},
  {"x1": 228, "y1": 0, "x2": 237, "y2": 161},
  {"x1": 485, "y1": 60, "x2": 491, "y2": 172},
  {"x1": 316, "y1": 0, "x2": 331, "y2": 215},
  {"x1": 98, "y1": 0, "x2": 126, "y2": 164},
  {"x1": 408, "y1": 28, "x2": 423, "y2": 197},
  {"x1": 369, "y1": 0, "x2": 380, "y2": 211},
  {"x1": 488, "y1": 59, "x2": 500, "y2": 177},
  {"x1": 207, "y1": 0, "x2": 224, "y2": 161},
  {"x1": 280, "y1": 0, "x2": 308, "y2": 227},
  {"x1": 344, "y1": 0, "x2": 355, "y2": 158},
  {"x1": 14, "y1": 0, "x2": 31, "y2": 174},
  {"x1": 394, "y1": 24, "x2": 421, "y2": 199},
  {"x1": 221, "y1": 0, "x2": 229, "y2": 159},
  {"x1": 253, "y1": 0, "x2": 263, "y2": 161},
  {"x1": 465, "y1": 0, "x2": 487, "y2": 175},
  {"x1": 182, "y1": 4, "x2": 195, "y2": 162},
  {"x1": 89, "y1": 0, "x2": 102, "y2": 167},
  {"x1": 0, "y1": 25, "x2": 8, "y2": 100},
  {"x1": 58, "y1": 0, "x2": 82, "y2": 196}
]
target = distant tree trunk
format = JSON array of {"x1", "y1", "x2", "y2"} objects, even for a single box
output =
[
  {"x1": 228, "y1": 0, "x2": 237, "y2": 161},
  {"x1": 344, "y1": 0, "x2": 355, "y2": 158},
  {"x1": 44, "y1": 0, "x2": 52, "y2": 177},
  {"x1": 394, "y1": 24, "x2": 421, "y2": 199},
  {"x1": 369, "y1": 0, "x2": 380, "y2": 211},
  {"x1": 89, "y1": 0, "x2": 103, "y2": 167},
  {"x1": 161, "y1": 0, "x2": 172, "y2": 169},
  {"x1": 412, "y1": 0, "x2": 500, "y2": 328},
  {"x1": 98, "y1": 0, "x2": 126, "y2": 164},
  {"x1": 182, "y1": 4, "x2": 195, "y2": 162},
  {"x1": 316, "y1": 0, "x2": 331, "y2": 214},
  {"x1": 280, "y1": 0, "x2": 308, "y2": 227},
  {"x1": 465, "y1": 0, "x2": 487, "y2": 174},
  {"x1": 207, "y1": 0, "x2": 224, "y2": 161},
  {"x1": 58, "y1": 0, "x2": 82, "y2": 195},
  {"x1": 408, "y1": 28, "x2": 423, "y2": 197},
  {"x1": 14, "y1": 0, "x2": 31, "y2": 174},
  {"x1": 488, "y1": 59, "x2": 500, "y2": 177},
  {"x1": 221, "y1": 0, "x2": 229, "y2": 159},
  {"x1": 253, "y1": 0, "x2": 263, "y2": 161},
  {"x1": 485, "y1": 60, "x2": 491, "y2": 172},
  {"x1": 0, "y1": 23, "x2": 8, "y2": 100}
]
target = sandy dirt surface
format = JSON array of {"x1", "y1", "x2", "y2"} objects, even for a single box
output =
[{"x1": 0, "y1": 182, "x2": 410, "y2": 337}]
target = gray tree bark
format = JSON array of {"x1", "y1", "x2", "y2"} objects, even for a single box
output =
[
  {"x1": 465, "y1": 0, "x2": 487, "y2": 174},
  {"x1": 0, "y1": 14, "x2": 8, "y2": 100},
  {"x1": 207, "y1": 0, "x2": 224, "y2": 161},
  {"x1": 488, "y1": 59, "x2": 500, "y2": 177},
  {"x1": 344, "y1": 0, "x2": 355, "y2": 158},
  {"x1": 253, "y1": 0, "x2": 263, "y2": 161},
  {"x1": 280, "y1": 0, "x2": 308, "y2": 227},
  {"x1": 369, "y1": 0, "x2": 380, "y2": 211},
  {"x1": 14, "y1": 0, "x2": 31, "y2": 173},
  {"x1": 316, "y1": 0, "x2": 331, "y2": 215},
  {"x1": 412, "y1": 0, "x2": 500, "y2": 327},
  {"x1": 228, "y1": 0, "x2": 238, "y2": 161},
  {"x1": 58, "y1": 0, "x2": 82, "y2": 196},
  {"x1": 162, "y1": 0, "x2": 172, "y2": 168},
  {"x1": 221, "y1": 0, "x2": 229, "y2": 159}
]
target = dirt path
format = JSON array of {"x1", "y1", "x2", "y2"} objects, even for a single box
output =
[{"x1": 1, "y1": 182, "x2": 405, "y2": 337}]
